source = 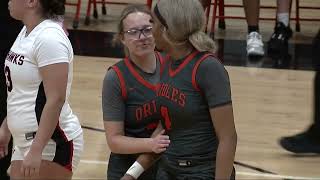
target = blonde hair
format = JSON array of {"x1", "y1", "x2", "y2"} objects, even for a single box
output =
[
  {"x1": 156, "y1": 0, "x2": 216, "y2": 53},
  {"x1": 113, "y1": 4, "x2": 152, "y2": 56}
]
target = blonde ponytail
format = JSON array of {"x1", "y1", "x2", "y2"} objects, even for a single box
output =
[
  {"x1": 156, "y1": 0, "x2": 217, "y2": 53},
  {"x1": 189, "y1": 31, "x2": 217, "y2": 53}
]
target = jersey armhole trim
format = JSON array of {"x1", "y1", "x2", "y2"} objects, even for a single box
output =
[
  {"x1": 155, "y1": 51, "x2": 166, "y2": 77},
  {"x1": 110, "y1": 66, "x2": 127, "y2": 101},
  {"x1": 155, "y1": 51, "x2": 164, "y2": 65},
  {"x1": 191, "y1": 53, "x2": 215, "y2": 92}
]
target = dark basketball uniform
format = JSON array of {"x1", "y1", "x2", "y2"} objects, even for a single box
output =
[
  {"x1": 103, "y1": 52, "x2": 164, "y2": 180},
  {"x1": 0, "y1": 1, "x2": 22, "y2": 179},
  {"x1": 155, "y1": 51, "x2": 235, "y2": 180}
]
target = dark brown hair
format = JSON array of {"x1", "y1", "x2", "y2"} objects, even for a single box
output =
[{"x1": 40, "y1": 0, "x2": 66, "y2": 19}]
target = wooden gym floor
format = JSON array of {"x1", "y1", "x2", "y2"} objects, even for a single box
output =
[
  {"x1": 70, "y1": 57, "x2": 319, "y2": 180},
  {"x1": 61, "y1": 0, "x2": 320, "y2": 179}
]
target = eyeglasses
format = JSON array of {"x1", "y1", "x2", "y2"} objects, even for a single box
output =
[{"x1": 123, "y1": 26, "x2": 153, "y2": 39}]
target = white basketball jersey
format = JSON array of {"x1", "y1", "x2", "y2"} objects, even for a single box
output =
[{"x1": 4, "y1": 19, "x2": 82, "y2": 147}]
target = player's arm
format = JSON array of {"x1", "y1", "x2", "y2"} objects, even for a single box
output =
[
  {"x1": 210, "y1": 104, "x2": 237, "y2": 179},
  {"x1": 0, "y1": 118, "x2": 11, "y2": 159},
  {"x1": 29, "y1": 28, "x2": 72, "y2": 154},
  {"x1": 31, "y1": 62, "x2": 69, "y2": 154},
  {"x1": 197, "y1": 57, "x2": 237, "y2": 179},
  {"x1": 120, "y1": 123, "x2": 163, "y2": 180},
  {"x1": 0, "y1": 118, "x2": 10, "y2": 134},
  {"x1": 104, "y1": 121, "x2": 168, "y2": 154},
  {"x1": 103, "y1": 69, "x2": 169, "y2": 154},
  {"x1": 121, "y1": 152, "x2": 159, "y2": 180}
]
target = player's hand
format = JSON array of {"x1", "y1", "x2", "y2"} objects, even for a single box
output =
[
  {"x1": 120, "y1": 174, "x2": 136, "y2": 180},
  {"x1": 150, "y1": 130, "x2": 170, "y2": 153},
  {"x1": 0, "y1": 127, "x2": 11, "y2": 159},
  {"x1": 21, "y1": 149, "x2": 42, "y2": 177}
]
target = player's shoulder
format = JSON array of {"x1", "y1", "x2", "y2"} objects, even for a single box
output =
[
  {"x1": 196, "y1": 52, "x2": 226, "y2": 73},
  {"x1": 107, "y1": 59, "x2": 126, "y2": 79},
  {"x1": 110, "y1": 59, "x2": 126, "y2": 71},
  {"x1": 34, "y1": 20, "x2": 66, "y2": 40},
  {"x1": 197, "y1": 51, "x2": 219, "y2": 61},
  {"x1": 196, "y1": 52, "x2": 222, "y2": 66}
]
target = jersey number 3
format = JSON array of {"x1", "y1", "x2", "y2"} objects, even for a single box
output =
[
  {"x1": 160, "y1": 106, "x2": 171, "y2": 130},
  {"x1": 4, "y1": 66, "x2": 13, "y2": 92}
]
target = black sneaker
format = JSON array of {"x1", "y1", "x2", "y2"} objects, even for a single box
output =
[
  {"x1": 268, "y1": 22, "x2": 293, "y2": 57},
  {"x1": 279, "y1": 130, "x2": 320, "y2": 154}
]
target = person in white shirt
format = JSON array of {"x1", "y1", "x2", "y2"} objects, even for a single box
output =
[
  {"x1": 0, "y1": 1, "x2": 22, "y2": 179},
  {"x1": 0, "y1": 0, "x2": 83, "y2": 179}
]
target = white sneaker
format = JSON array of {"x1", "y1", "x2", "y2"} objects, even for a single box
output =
[{"x1": 246, "y1": 32, "x2": 264, "y2": 56}]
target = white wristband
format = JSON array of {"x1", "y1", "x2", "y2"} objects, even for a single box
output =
[{"x1": 125, "y1": 161, "x2": 145, "y2": 179}]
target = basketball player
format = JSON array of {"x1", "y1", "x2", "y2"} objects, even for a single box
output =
[
  {"x1": 121, "y1": 0, "x2": 237, "y2": 179},
  {"x1": 0, "y1": 0, "x2": 83, "y2": 179},
  {"x1": 279, "y1": 29, "x2": 320, "y2": 153},
  {"x1": 0, "y1": 1, "x2": 22, "y2": 179},
  {"x1": 102, "y1": 4, "x2": 170, "y2": 180}
]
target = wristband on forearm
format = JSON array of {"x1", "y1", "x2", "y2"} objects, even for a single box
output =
[{"x1": 125, "y1": 161, "x2": 145, "y2": 179}]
